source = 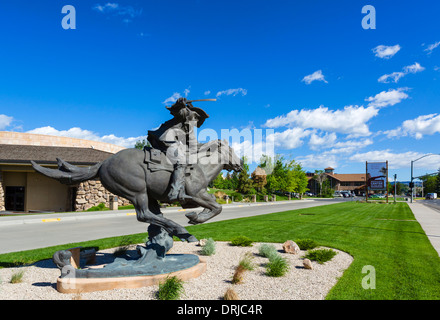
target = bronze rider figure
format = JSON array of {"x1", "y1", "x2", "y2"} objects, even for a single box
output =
[{"x1": 147, "y1": 97, "x2": 210, "y2": 202}]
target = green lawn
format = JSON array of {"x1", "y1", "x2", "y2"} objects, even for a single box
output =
[
  {"x1": 185, "y1": 201, "x2": 440, "y2": 299},
  {"x1": 1, "y1": 201, "x2": 439, "y2": 299}
]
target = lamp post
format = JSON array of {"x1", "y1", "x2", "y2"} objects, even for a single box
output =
[{"x1": 410, "y1": 153, "x2": 440, "y2": 203}]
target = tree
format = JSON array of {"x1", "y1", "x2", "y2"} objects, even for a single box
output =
[
  {"x1": 237, "y1": 157, "x2": 253, "y2": 194},
  {"x1": 420, "y1": 175, "x2": 437, "y2": 194},
  {"x1": 211, "y1": 173, "x2": 225, "y2": 189},
  {"x1": 265, "y1": 155, "x2": 288, "y2": 193},
  {"x1": 285, "y1": 161, "x2": 309, "y2": 198},
  {"x1": 229, "y1": 171, "x2": 239, "y2": 191},
  {"x1": 436, "y1": 168, "x2": 440, "y2": 194},
  {"x1": 134, "y1": 139, "x2": 150, "y2": 150},
  {"x1": 313, "y1": 170, "x2": 328, "y2": 197},
  {"x1": 251, "y1": 167, "x2": 267, "y2": 192}
]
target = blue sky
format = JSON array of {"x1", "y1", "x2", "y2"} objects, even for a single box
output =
[{"x1": 0, "y1": 0, "x2": 439, "y2": 180}]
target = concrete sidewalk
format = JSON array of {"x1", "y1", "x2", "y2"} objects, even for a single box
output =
[{"x1": 408, "y1": 202, "x2": 440, "y2": 256}]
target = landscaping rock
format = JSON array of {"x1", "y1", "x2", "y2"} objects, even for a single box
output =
[
  {"x1": 282, "y1": 240, "x2": 300, "y2": 254},
  {"x1": 303, "y1": 259, "x2": 313, "y2": 269},
  {"x1": 198, "y1": 239, "x2": 207, "y2": 247}
]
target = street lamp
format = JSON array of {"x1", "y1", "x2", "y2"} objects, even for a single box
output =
[{"x1": 410, "y1": 153, "x2": 440, "y2": 203}]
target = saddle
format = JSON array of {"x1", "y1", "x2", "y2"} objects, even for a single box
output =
[{"x1": 143, "y1": 147, "x2": 175, "y2": 172}]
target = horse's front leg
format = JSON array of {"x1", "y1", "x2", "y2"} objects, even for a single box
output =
[{"x1": 185, "y1": 190, "x2": 222, "y2": 225}]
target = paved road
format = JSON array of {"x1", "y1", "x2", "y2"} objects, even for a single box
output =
[
  {"x1": 417, "y1": 199, "x2": 440, "y2": 213},
  {"x1": 0, "y1": 199, "x2": 343, "y2": 254}
]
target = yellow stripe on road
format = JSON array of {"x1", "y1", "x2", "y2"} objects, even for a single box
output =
[
  {"x1": 178, "y1": 209, "x2": 186, "y2": 212},
  {"x1": 42, "y1": 218, "x2": 61, "y2": 223},
  {"x1": 126, "y1": 212, "x2": 136, "y2": 216}
]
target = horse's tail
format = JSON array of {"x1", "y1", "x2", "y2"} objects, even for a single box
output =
[{"x1": 31, "y1": 158, "x2": 102, "y2": 185}]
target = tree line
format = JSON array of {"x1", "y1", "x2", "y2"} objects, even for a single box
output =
[
  {"x1": 419, "y1": 169, "x2": 440, "y2": 194},
  {"x1": 210, "y1": 155, "x2": 309, "y2": 198}
]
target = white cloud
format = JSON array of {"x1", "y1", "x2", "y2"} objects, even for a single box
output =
[
  {"x1": 372, "y1": 45, "x2": 401, "y2": 59},
  {"x1": 93, "y1": 3, "x2": 142, "y2": 21},
  {"x1": 27, "y1": 126, "x2": 146, "y2": 148},
  {"x1": 378, "y1": 62, "x2": 425, "y2": 83},
  {"x1": 267, "y1": 127, "x2": 312, "y2": 150},
  {"x1": 365, "y1": 88, "x2": 409, "y2": 108},
  {"x1": 231, "y1": 139, "x2": 275, "y2": 165},
  {"x1": 350, "y1": 149, "x2": 440, "y2": 170},
  {"x1": 424, "y1": 41, "x2": 440, "y2": 55},
  {"x1": 378, "y1": 72, "x2": 405, "y2": 84},
  {"x1": 163, "y1": 92, "x2": 182, "y2": 105},
  {"x1": 302, "y1": 70, "x2": 328, "y2": 85},
  {"x1": 204, "y1": 91, "x2": 211, "y2": 96},
  {"x1": 0, "y1": 114, "x2": 14, "y2": 130},
  {"x1": 308, "y1": 132, "x2": 337, "y2": 150},
  {"x1": 403, "y1": 62, "x2": 425, "y2": 74},
  {"x1": 216, "y1": 88, "x2": 247, "y2": 98},
  {"x1": 384, "y1": 113, "x2": 440, "y2": 139},
  {"x1": 296, "y1": 153, "x2": 338, "y2": 169},
  {"x1": 325, "y1": 138, "x2": 373, "y2": 154},
  {"x1": 264, "y1": 105, "x2": 378, "y2": 137}
]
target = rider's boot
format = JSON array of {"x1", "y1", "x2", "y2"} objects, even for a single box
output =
[{"x1": 168, "y1": 163, "x2": 192, "y2": 202}]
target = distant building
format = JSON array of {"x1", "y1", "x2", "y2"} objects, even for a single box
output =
[
  {"x1": 0, "y1": 132, "x2": 129, "y2": 212},
  {"x1": 307, "y1": 167, "x2": 367, "y2": 195}
]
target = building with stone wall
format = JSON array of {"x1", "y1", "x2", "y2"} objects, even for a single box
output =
[{"x1": 0, "y1": 132, "x2": 130, "y2": 212}]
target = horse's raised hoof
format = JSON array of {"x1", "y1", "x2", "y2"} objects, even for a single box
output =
[{"x1": 185, "y1": 211, "x2": 199, "y2": 223}]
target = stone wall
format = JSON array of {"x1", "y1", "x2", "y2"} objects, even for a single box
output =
[
  {"x1": 75, "y1": 178, "x2": 130, "y2": 211},
  {"x1": 0, "y1": 171, "x2": 5, "y2": 211}
]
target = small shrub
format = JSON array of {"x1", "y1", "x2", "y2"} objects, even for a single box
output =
[
  {"x1": 230, "y1": 236, "x2": 253, "y2": 247},
  {"x1": 113, "y1": 236, "x2": 132, "y2": 257},
  {"x1": 295, "y1": 239, "x2": 318, "y2": 250},
  {"x1": 231, "y1": 192, "x2": 243, "y2": 202},
  {"x1": 156, "y1": 276, "x2": 185, "y2": 300},
  {"x1": 258, "y1": 243, "x2": 278, "y2": 260},
  {"x1": 200, "y1": 238, "x2": 216, "y2": 256},
  {"x1": 305, "y1": 249, "x2": 337, "y2": 264},
  {"x1": 10, "y1": 270, "x2": 25, "y2": 284},
  {"x1": 265, "y1": 255, "x2": 290, "y2": 277},
  {"x1": 238, "y1": 252, "x2": 255, "y2": 271},
  {"x1": 232, "y1": 265, "x2": 246, "y2": 284},
  {"x1": 223, "y1": 287, "x2": 239, "y2": 300},
  {"x1": 86, "y1": 202, "x2": 108, "y2": 211},
  {"x1": 214, "y1": 191, "x2": 226, "y2": 199}
]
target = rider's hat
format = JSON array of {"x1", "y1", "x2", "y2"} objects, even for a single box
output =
[{"x1": 166, "y1": 98, "x2": 211, "y2": 127}]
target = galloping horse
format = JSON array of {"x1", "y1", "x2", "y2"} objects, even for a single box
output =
[{"x1": 31, "y1": 139, "x2": 242, "y2": 243}]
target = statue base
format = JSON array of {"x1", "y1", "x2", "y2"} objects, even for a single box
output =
[
  {"x1": 56, "y1": 255, "x2": 206, "y2": 294},
  {"x1": 53, "y1": 224, "x2": 205, "y2": 294}
]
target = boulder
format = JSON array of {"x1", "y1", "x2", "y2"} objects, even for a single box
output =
[
  {"x1": 303, "y1": 258, "x2": 313, "y2": 269},
  {"x1": 282, "y1": 240, "x2": 300, "y2": 254}
]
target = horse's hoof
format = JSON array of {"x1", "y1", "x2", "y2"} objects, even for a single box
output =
[{"x1": 185, "y1": 211, "x2": 198, "y2": 220}]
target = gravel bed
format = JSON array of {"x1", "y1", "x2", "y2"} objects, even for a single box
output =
[{"x1": 0, "y1": 241, "x2": 353, "y2": 300}]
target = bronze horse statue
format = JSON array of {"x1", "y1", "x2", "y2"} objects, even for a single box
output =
[{"x1": 31, "y1": 139, "x2": 242, "y2": 243}]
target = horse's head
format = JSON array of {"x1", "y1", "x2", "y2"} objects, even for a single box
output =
[{"x1": 219, "y1": 139, "x2": 243, "y2": 172}]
